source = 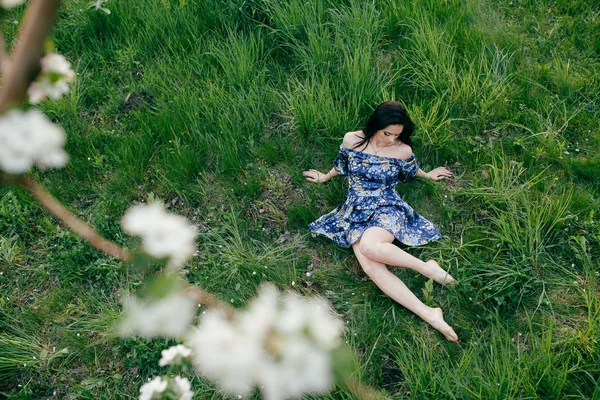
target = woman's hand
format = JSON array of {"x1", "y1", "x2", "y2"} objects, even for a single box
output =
[
  {"x1": 303, "y1": 169, "x2": 329, "y2": 184},
  {"x1": 426, "y1": 167, "x2": 453, "y2": 181}
]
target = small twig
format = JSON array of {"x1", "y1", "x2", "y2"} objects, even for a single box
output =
[
  {"x1": 0, "y1": 0, "x2": 62, "y2": 112},
  {"x1": 185, "y1": 287, "x2": 236, "y2": 319},
  {"x1": 1, "y1": 173, "x2": 131, "y2": 261}
]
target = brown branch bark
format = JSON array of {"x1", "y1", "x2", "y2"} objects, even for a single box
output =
[
  {"x1": 345, "y1": 376, "x2": 390, "y2": 400},
  {"x1": 0, "y1": 0, "x2": 62, "y2": 112},
  {"x1": 185, "y1": 287, "x2": 236, "y2": 319},
  {"x1": 1, "y1": 173, "x2": 131, "y2": 261},
  {"x1": 0, "y1": 32, "x2": 6, "y2": 74}
]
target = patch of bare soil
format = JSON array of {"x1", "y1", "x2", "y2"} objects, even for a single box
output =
[
  {"x1": 246, "y1": 167, "x2": 309, "y2": 231},
  {"x1": 118, "y1": 90, "x2": 155, "y2": 114},
  {"x1": 380, "y1": 355, "x2": 404, "y2": 391}
]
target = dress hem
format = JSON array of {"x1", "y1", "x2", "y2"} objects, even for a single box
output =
[{"x1": 309, "y1": 225, "x2": 442, "y2": 249}]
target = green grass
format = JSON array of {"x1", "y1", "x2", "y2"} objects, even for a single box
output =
[{"x1": 1, "y1": 0, "x2": 599, "y2": 398}]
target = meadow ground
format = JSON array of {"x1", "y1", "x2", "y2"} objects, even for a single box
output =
[{"x1": 1, "y1": 0, "x2": 599, "y2": 398}]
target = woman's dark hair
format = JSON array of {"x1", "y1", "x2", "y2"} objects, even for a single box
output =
[{"x1": 354, "y1": 101, "x2": 416, "y2": 150}]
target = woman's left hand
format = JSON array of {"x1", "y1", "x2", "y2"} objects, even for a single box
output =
[
  {"x1": 303, "y1": 169, "x2": 327, "y2": 183},
  {"x1": 427, "y1": 167, "x2": 453, "y2": 181}
]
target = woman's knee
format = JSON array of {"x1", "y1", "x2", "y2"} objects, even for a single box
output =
[
  {"x1": 358, "y1": 239, "x2": 381, "y2": 260},
  {"x1": 359, "y1": 260, "x2": 385, "y2": 279}
]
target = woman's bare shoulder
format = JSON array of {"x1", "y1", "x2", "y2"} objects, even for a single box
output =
[
  {"x1": 343, "y1": 131, "x2": 364, "y2": 148},
  {"x1": 390, "y1": 142, "x2": 413, "y2": 160}
]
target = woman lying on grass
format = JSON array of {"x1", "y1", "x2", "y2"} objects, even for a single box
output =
[{"x1": 303, "y1": 101, "x2": 458, "y2": 342}]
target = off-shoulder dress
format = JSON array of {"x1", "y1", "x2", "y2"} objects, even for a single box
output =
[{"x1": 308, "y1": 144, "x2": 442, "y2": 248}]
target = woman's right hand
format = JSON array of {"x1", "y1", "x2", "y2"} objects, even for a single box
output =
[{"x1": 303, "y1": 169, "x2": 328, "y2": 184}]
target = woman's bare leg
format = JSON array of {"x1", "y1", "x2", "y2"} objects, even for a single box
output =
[
  {"x1": 358, "y1": 227, "x2": 455, "y2": 286},
  {"x1": 352, "y1": 241, "x2": 458, "y2": 342}
]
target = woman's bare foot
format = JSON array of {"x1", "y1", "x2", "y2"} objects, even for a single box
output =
[
  {"x1": 425, "y1": 260, "x2": 455, "y2": 286},
  {"x1": 425, "y1": 307, "x2": 458, "y2": 342}
]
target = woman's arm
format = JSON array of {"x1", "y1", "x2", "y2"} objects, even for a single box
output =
[
  {"x1": 416, "y1": 169, "x2": 429, "y2": 179},
  {"x1": 417, "y1": 167, "x2": 452, "y2": 181},
  {"x1": 303, "y1": 167, "x2": 339, "y2": 184},
  {"x1": 304, "y1": 133, "x2": 355, "y2": 184}
]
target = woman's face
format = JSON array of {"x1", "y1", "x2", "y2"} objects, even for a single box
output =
[{"x1": 374, "y1": 124, "x2": 404, "y2": 144}]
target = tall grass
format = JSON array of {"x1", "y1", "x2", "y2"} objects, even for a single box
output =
[
  {"x1": 285, "y1": 74, "x2": 349, "y2": 136},
  {"x1": 488, "y1": 189, "x2": 572, "y2": 264},
  {"x1": 195, "y1": 212, "x2": 307, "y2": 299},
  {"x1": 0, "y1": 333, "x2": 42, "y2": 383},
  {"x1": 393, "y1": 317, "x2": 596, "y2": 399}
]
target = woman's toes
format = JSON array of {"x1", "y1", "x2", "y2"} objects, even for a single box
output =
[{"x1": 444, "y1": 326, "x2": 458, "y2": 342}]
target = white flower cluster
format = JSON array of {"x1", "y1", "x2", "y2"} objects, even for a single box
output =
[
  {"x1": 159, "y1": 344, "x2": 192, "y2": 367},
  {"x1": 0, "y1": 0, "x2": 25, "y2": 9},
  {"x1": 121, "y1": 202, "x2": 197, "y2": 268},
  {"x1": 139, "y1": 377, "x2": 166, "y2": 400},
  {"x1": 139, "y1": 376, "x2": 193, "y2": 400},
  {"x1": 0, "y1": 109, "x2": 68, "y2": 174},
  {"x1": 28, "y1": 53, "x2": 75, "y2": 104},
  {"x1": 120, "y1": 291, "x2": 196, "y2": 338},
  {"x1": 187, "y1": 284, "x2": 343, "y2": 400}
]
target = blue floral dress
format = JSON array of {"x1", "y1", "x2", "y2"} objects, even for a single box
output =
[{"x1": 308, "y1": 144, "x2": 442, "y2": 248}]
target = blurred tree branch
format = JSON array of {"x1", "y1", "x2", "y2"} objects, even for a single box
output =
[
  {"x1": 0, "y1": 173, "x2": 131, "y2": 261},
  {"x1": 346, "y1": 375, "x2": 392, "y2": 400},
  {"x1": 0, "y1": 32, "x2": 6, "y2": 73},
  {"x1": 186, "y1": 287, "x2": 236, "y2": 318},
  {"x1": 0, "y1": 0, "x2": 61, "y2": 112}
]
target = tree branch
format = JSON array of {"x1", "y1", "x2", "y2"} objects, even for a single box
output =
[
  {"x1": 0, "y1": 0, "x2": 62, "y2": 112},
  {"x1": 0, "y1": 32, "x2": 6, "y2": 74},
  {"x1": 345, "y1": 376, "x2": 391, "y2": 400},
  {"x1": 1, "y1": 173, "x2": 131, "y2": 261},
  {"x1": 185, "y1": 287, "x2": 236, "y2": 319}
]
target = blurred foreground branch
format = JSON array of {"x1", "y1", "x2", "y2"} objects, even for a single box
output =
[
  {"x1": 346, "y1": 376, "x2": 391, "y2": 400},
  {"x1": 1, "y1": 173, "x2": 131, "y2": 261},
  {"x1": 0, "y1": 0, "x2": 61, "y2": 112},
  {"x1": 185, "y1": 287, "x2": 236, "y2": 318}
]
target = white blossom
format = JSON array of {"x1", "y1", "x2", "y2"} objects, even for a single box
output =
[
  {"x1": 187, "y1": 311, "x2": 261, "y2": 396},
  {"x1": 121, "y1": 203, "x2": 197, "y2": 267},
  {"x1": 27, "y1": 53, "x2": 75, "y2": 104},
  {"x1": 272, "y1": 293, "x2": 342, "y2": 350},
  {"x1": 88, "y1": 0, "x2": 111, "y2": 14},
  {"x1": 0, "y1": 0, "x2": 25, "y2": 9},
  {"x1": 27, "y1": 84, "x2": 46, "y2": 104},
  {"x1": 159, "y1": 344, "x2": 192, "y2": 367},
  {"x1": 187, "y1": 284, "x2": 343, "y2": 399},
  {"x1": 172, "y1": 376, "x2": 194, "y2": 400},
  {"x1": 0, "y1": 109, "x2": 68, "y2": 174},
  {"x1": 120, "y1": 292, "x2": 196, "y2": 338},
  {"x1": 238, "y1": 284, "x2": 279, "y2": 339},
  {"x1": 260, "y1": 338, "x2": 332, "y2": 400},
  {"x1": 305, "y1": 298, "x2": 343, "y2": 349},
  {"x1": 139, "y1": 376, "x2": 168, "y2": 400}
]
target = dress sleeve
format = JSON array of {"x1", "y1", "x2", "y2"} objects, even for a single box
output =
[
  {"x1": 333, "y1": 144, "x2": 349, "y2": 176},
  {"x1": 399, "y1": 155, "x2": 419, "y2": 183}
]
